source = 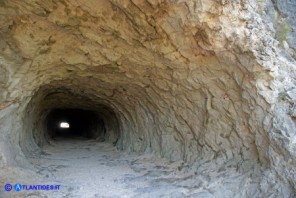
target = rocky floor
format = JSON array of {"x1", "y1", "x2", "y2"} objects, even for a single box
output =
[{"x1": 1, "y1": 138, "x2": 279, "y2": 198}]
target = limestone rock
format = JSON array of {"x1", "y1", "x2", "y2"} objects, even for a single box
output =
[{"x1": 0, "y1": 0, "x2": 295, "y2": 197}]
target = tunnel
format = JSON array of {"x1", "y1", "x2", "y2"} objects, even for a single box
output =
[
  {"x1": 0, "y1": 0, "x2": 296, "y2": 197},
  {"x1": 20, "y1": 84, "x2": 121, "y2": 157},
  {"x1": 46, "y1": 108, "x2": 106, "y2": 140}
]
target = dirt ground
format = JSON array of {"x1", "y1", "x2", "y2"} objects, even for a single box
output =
[{"x1": 1, "y1": 138, "x2": 254, "y2": 198}]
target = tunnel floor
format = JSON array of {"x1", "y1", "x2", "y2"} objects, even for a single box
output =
[
  {"x1": 28, "y1": 139, "x2": 187, "y2": 197},
  {"x1": 1, "y1": 137, "x2": 265, "y2": 197}
]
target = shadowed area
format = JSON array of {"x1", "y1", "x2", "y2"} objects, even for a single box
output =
[{"x1": 46, "y1": 108, "x2": 105, "y2": 139}]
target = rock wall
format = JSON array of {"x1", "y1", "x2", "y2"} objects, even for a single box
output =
[
  {"x1": 265, "y1": 0, "x2": 296, "y2": 54},
  {"x1": 0, "y1": 0, "x2": 295, "y2": 196}
]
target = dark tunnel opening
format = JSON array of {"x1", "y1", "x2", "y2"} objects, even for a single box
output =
[
  {"x1": 20, "y1": 86, "x2": 123, "y2": 157},
  {"x1": 46, "y1": 109, "x2": 106, "y2": 140}
]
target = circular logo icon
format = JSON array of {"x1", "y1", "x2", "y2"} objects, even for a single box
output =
[
  {"x1": 14, "y1": 183, "x2": 22, "y2": 192},
  {"x1": 4, "y1": 184, "x2": 12, "y2": 192}
]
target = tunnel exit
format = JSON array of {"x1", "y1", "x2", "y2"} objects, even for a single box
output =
[
  {"x1": 46, "y1": 109, "x2": 106, "y2": 140},
  {"x1": 59, "y1": 122, "x2": 70, "y2": 129}
]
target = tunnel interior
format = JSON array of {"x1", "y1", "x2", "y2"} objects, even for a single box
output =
[
  {"x1": 20, "y1": 85, "x2": 122, "y2": 157},
  {"x1": 0, "y1": 0, "x2": 295, "y2": 196},
  {"x1": 46, "y1": 108, "x2": 106, "y2": 140}
]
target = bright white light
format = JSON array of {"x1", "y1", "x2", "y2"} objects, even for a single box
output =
[{"x1": 60, "y1": 122, "x2": 70, "y2": 128}]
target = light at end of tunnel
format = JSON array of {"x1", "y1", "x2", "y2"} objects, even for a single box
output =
[{"x1": 60, "y1": 122, "x2": 70, "y2": 129}]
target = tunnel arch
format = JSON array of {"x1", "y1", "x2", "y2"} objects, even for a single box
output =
[
  {"x1": 20, "y1": 83, "x2": 124, "y2": 157},
  {"x1": 0, "y1": 0, "x2": 295, "y2": 196}
]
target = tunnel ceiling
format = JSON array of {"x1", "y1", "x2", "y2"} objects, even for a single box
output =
[{"x1": 0, "y1": 0, "x2": 296, "y2": 195}]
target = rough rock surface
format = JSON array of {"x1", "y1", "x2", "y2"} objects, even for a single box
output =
[
  {"x1": 264, "y1": 0, "x2": 296, "y2": 58},
  {"x1": 0, "y1": 0, "x2": 295, "y2": 197}
]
